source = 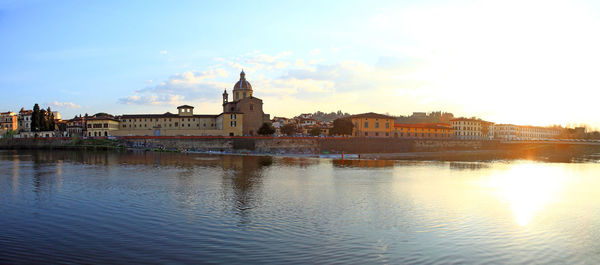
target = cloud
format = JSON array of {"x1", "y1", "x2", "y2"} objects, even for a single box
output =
[
  {"x1": 118, "y1": 51, "x2": 433, "y2": 116},
  {"x1": 119, "y1": 94, "x2": 184, "y2": 106},
  {"x1": 47, "y1": 101, "x2": 81, "y2": 109},
  {"x1": 159, "y1": 50, "x2": 168, "y2": 55},
  {"x1": 119, "y1": 68, "x2": 230, "y2": 106}
]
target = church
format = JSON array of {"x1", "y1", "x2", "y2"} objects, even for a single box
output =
[
  {"x1": 110, "y1": 70, "x2": 269, "y2": 137},
  {"x1": 222, "y1": 70, "x2": 270, "y2": 136}
]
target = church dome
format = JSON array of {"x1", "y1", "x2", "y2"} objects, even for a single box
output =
[{"x1": 233, "y1": 70, "x2": 252, "y2": 90}]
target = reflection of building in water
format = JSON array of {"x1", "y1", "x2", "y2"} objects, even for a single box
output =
[
  {"x1": 12, "y1": 153, "x2": 20, "y2": 196},
  {"x1": 220, "y1": 156, "x2": 273, "y2": 225},
  {"x1": 449, "y1": 162, "x2": 491, "y2": 170},
  {"x1": 277, "y1": 157, "x2": 320, "y2": 168},
  {"x1": 332, "y1": 159, "x2": 395, "y2": 168}
]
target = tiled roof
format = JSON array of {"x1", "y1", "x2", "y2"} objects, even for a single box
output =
[
  {"x1": 349, "y1": 112, "x2": 395, "y2": 119},
  {"x1": 394, "y1": 123, "x2": 453, "y2": 129},
  {"x1": 120, "y1": 113, "x2": 217, "y2": 119}
]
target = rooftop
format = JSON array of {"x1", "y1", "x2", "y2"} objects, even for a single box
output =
[{"x1": 349, "y1": 112, "x2": 395, "y2": 120}]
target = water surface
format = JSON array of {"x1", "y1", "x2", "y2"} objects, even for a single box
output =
[{"x1": 1, "y1": 150, "x2": 599, "y2": 264}]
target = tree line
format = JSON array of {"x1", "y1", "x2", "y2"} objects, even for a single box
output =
[{"x1": 31, "y1": 103, "x2": 56, "y2": 132}]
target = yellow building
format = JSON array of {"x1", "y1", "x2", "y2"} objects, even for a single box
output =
[
  {"x1": 349, "y1": 112, "x2": 395, "y2": 137},
  {"x1": 393, "y1": 123, "x2": 453, "y2": 139},
  {"x1": 112, "y1": 105, "x2": 243, "y2": 137},
  {"x1": 86, "y1": 115, "x2": 121, "y2": 137}
]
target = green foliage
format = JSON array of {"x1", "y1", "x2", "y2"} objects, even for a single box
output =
[
  {"x1": 280, "y1": 124, "x2": 298, "y2": 136},
  {"x1": 308, "y1": 127, "x2": 321, "y2": 136},
  {"x1": 257, "y1": 122, "x2": 276, "y2": 135},
  {"x1": 71, "y1": 134, "x2": 82, "y2": 145},
  {"x1": 330, "y1": 118, "x2": 354, "y2": 136},
  {"x1": 32, "y1": 104, "x2": 40, "y2": 132}
]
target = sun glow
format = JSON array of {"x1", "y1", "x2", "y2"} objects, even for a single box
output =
[{"x1": 480, "y1": 163, "x2": 568, "y2": 226}]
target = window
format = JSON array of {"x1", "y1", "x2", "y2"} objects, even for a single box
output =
[
  {"x1": 365, "y1": 132, "x2": 368, "y2": 136},
  {"x1": 243, "y1": 92, "x2": 246, "y2": 98},
  {"x1": 375, "y1": 132, "x2": 379, "y2": 136},
  {"x1": 249, "y1": 104, "x2": 254, "y2": 110},
  {"x1": 386, "y1": 132, "x2": 389, "y2": 136},
  {"x1": 375, "y1": 122, "x2": 379, "y2": 128},
  {"x1": 231, "y1": 121, "x2": 236, "y2": 127},
  {"x1": 174, "y1": 122, "x2": 178, "y2": 127},
  {"x1": 364, "y1": 122, "x2": 368, "y2": 128},
  {"x1": 385, "y1": 123, "x2": 389, "y2": 128},
  {"x1": 231, "y1": 114, "x2": 236, "y2": 119}
]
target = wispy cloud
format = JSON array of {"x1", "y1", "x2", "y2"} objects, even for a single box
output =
[{"x1": 47, "y1": 101, "x2": 82, "y2": 109}]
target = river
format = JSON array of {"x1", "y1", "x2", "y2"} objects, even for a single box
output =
[{"x1": 1, "y1": 150, "x2": 599, "y2": 264}]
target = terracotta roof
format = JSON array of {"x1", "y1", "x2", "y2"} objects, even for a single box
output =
[
  {"x1": 395, "y1": 123, "x2": 453, "y2": 129},
  {"x1": 87, "y1": 116, "x2": 119, "y2": 122},
  {"x1": 349, "y1": 112, "x2": 395, "y2": 119},
  {"x1": 121, "y1": 113, "x2": 217, "y2": 119},
  {"x1": 233, "y1": 70, "x2": 252, "y2": 90},
  {"x1": 450, "y1": 118, "x2": 486, "y2": 122}
]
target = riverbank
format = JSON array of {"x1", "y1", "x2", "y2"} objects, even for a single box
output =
[{"x1": 1, "y1": 137, "x2": 599, "y2": 162}]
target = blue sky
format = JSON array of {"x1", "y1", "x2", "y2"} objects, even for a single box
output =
[{"x1": 1, "y1": 0, "x2": 599, "y2": 128}]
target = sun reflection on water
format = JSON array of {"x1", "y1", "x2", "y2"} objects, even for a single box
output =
[{"x1": 480, "y1": 163, "x2": 568, "y2": 226}]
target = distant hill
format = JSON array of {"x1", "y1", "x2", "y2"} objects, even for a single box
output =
[{"x1": 309, "y1": 111, "x2": 351, "y2": 122}]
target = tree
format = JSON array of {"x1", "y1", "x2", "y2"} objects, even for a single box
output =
[
  {"x1": 257, "y1": 122, "x2": 275, "y2": 135},
  {"x1": 281, "y1": 124, "x2": 298, "y2": 136},
  {"x1": 32, "y1": 104, "x2": 40, "y2": 132},
  {"x1": 40, "y1": 109, "x2": 48, "y2": 131},
  {"x1": 330, "y1": 118, "x2": 354, "y2": 136},
  {"x1": 47, "y1": 107, "x2": 55, "y2": 131},
  {"x1": 309, "y1": 127, "x2": 321, "y2": 136}
]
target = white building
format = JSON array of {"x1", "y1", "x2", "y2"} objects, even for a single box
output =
[
  {"x1": 18, "y1": 109, "x2": 33, "y2": 132},
  {"x1": 451, "y1": 118, "x2": 488, "y2": 140},
  {"x1": 494, "y1": 124, "x2": 561, "y2": 140}
]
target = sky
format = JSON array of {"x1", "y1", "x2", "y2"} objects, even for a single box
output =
[{"x1": 1, "y1": 0, "x2": 599, "y2": 128}]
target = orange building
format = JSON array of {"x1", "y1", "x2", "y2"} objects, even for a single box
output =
[
  {"x1": 1, "y1": 112, "x2": 18, "y2": 134},
  {"x1": 393, "y1": 123, "x2": 453, "y2": 139},
  {"x1": 349, "y1": 112, "x2": 395, "y2": 137}
]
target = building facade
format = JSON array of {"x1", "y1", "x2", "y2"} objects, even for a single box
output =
[
  {"x1": 86, "y1": 115, "x2": 121, "y2": 137},
  {"x1": 112, "y1": 105, "x2": 242, "y2": 137},
  {"x1": 1, "y1": 112, "x2": 18, "y2": 134},
  {"x1": 67, "y1": 116, "x2": 86, "y2": 136},
  {"x1": 393, "y1": 123, "x2": 453, "y2": 139},
  {"x1": 18, "y1": 109, "x2": 32, "y2": 132},
  {"x1": 494, "y1": 124, "x2": 560, "y2": 140},
  {"x1": 350, "y1": 112, "x2": 395, "y2": 137},
  {"x1": 451, "y1": 118, "x2": 491, "y2": 140},
  {"x1": 222, "y1": 70, "x2": 270, "y2": 136}
]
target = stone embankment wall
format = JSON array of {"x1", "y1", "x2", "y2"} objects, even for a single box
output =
[
  {"x1": 0, "y1": 138, "x2": 74, "y2": 149},
  {"x1": 121, "y1": 137, "x2": 319, "y2": 153}
]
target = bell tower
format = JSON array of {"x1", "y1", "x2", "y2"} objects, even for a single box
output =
[{"x1": 222, "y1": 89, "x2": 228, "y2": 104}]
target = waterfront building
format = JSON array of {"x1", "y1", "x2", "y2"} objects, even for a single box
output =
[
  {"x1": 1, "y1": 112, "x2": 18, "y2": 134},
  {"x1": 86, "y1": 115, "x2": 120, "y2": 137},
  {"x1": 222, "y1": 70, "x2": 271, "y2": 136},
  {"x1": 66, "y1": 116, "x2": 86, "y2": 136},
  {"x1": 494, "y1": 124, "x2": 517, "y2": 140},
  {"x1": 450, "y1": 118, "x2": 491, "y2": 140},
  {"x1": 349, "y1": 112, "x2": 395, "y2": 137},
  {"x1": 493, "y1": 124, "x2": 560, "y2": 140},
  {"x1": 393, "y1": 123, "x2": 453, "y2": 139},
  {"x1": 113, "y1": 105, "x2": 242, "y2": 137},
  {"x1": 18, "y1": 108, "x2": 32, "y2": 132}
]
